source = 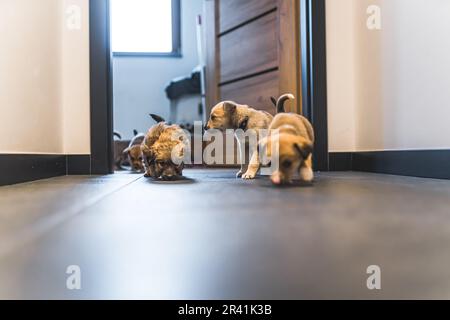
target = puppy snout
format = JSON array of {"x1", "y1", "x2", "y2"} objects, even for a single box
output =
[
  {"x1": 162, "y1": 173, "x2": 176, "y2": 181},
  {"x1": 204, "y1": 123, "x2": 210, "y2": 131},
  {"x1": 161, "y1": 166, "x2": 179, "y2": 180},
  {"x1": 271, "y1": 171, "x2": 286, "y2": 185},
  {"x1": 271, "y1": 172, "x2": 282, "y2": 185},
  {"x1": 131, "y1": 162, "x2": 142, "y2": 170}
]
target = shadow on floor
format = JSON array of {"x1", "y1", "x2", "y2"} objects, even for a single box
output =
[
  {"x1": 144, "y1": 176, "x2": 197, "y2": 185},
  {"x1": 258, "y1": 180, "x2": 315, "y2": 189}
]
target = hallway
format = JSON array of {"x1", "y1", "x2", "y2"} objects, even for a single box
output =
[{"x1": 1, "y1": 169, "x2": 450, "y2": 299}]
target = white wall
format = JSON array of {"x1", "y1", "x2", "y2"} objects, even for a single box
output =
[
  {"x1": 113, "y1": 0, "x2": 203, "y2": 139},
  {"x1": 326, "y1": 0, "x2": 357, "y2": 152},
  {"x1": 0, "y1": 0, "x2": 63, "y2": 154},
  {"x1": 61, "y1": 0, "x2": 91, "y2": 154},
  {"x1": 0, "y1": 0, "x2": 90, "y2": 155},
  {"x1": 327, "y1": 0, "x2": 450, "y2": 152}
]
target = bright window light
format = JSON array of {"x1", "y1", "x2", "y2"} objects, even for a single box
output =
[{"x1": 111, "y1": 0, "x2": 174, "y2": 53}]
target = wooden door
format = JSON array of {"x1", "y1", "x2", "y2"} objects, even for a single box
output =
[{"x1": 204, "y1": 0, "x2": 301, "y2": 115}]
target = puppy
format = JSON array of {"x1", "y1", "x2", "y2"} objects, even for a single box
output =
[
  {"x1": 205, "y1": 94, "x2": 295, "y2": 179},
  {"x1": 113, "y1": 131, "x2": 131, "y2": 170},
  {"x1": 260, "y1": 113, "x2": 314, "y2": 185},
  {"x1": 123, "y1": 130, "x2": 146, "y2": 172},
  {"x1": 141, "y1": 114, "x2": 189, "y2": 180}
]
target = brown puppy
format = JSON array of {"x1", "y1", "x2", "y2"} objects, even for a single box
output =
[
  {"x1": 205, "y1": 94, "x2": 295, "y2": 179},
  {"x1": 260, "y1": 113, "x2": 314, "y2": 185},
  {"x1": 114, "y1": 132, "x2": 131, "y2": 170},
  {"x1": 123, "y1": 130, "x2": 145, "y2": 172},
  {"x1": 141, "y1": 114, "x2": 189, "y2": 180}
]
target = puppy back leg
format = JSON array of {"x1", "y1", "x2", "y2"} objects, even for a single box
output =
[{"x1": 299, "y1": 155, "x2": 314, "y2": 182}]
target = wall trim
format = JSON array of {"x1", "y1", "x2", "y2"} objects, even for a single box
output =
[
  {"x1": 0, "y1": 154, "x2": 93, "y2": 186},
  {"x1": 0, "y1": 155, "x2": 66, "y2": 186},
  {"x1": 329, "y1": 150, "x2": 450, "y2": 180},
  {"x1": 67, "y1": 155, "x2": 91, "y2": 175},
  {"x1": 329, "y1": 152, "x2": 352, "y2": 172}
]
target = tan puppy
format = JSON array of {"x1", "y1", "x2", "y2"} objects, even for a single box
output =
[
  {"x1": 205, "y1": 94, "x2": 294, "y2": 179},
  {"x1": 260, "y1": 113, "x2": 314, "y2": 185},
  {"x1": 141, "y1": 114, "x2": 189, "y2": 180},
  {"x1": 123, "y1": 130, "x2": 145, "y2": 172}
]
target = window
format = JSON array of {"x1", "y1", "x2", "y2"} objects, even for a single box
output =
[{"x1": 110, "y1": 0, "x2": 181, "y2": 56}]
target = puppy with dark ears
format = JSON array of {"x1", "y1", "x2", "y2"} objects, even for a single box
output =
[
  {"x1": 259, "y1": 112, "x2": 315, "y2": 185},
  {"x1": 123, "y1": 129, "x2": 146, "y2": 172},
  {"x1": 114, "y1": 131, "x2": 131, "y2": 170},
  {"x1": 205, "y1": 95, "x2": 295, "y2": 179}
]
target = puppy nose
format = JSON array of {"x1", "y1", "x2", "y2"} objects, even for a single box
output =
[
  {"x1": 204, "y1": 124, "x2": 209, "y2": 131},
  {"x1": 271, "y1": 172, "x2": 282, "y2": 185},
  {"x1": 162, "y1": 174, "x2": 175, "y2": 181}
]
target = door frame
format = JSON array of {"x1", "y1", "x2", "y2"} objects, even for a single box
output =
[
  {"x1": 89, "y1": 0, "x2": 114, "y2": 174},
  {"x1": 89, "y1": 0, "x2": 329, "y2": 173},
  {"x1": 300, "y1": 0, "x2": 328, "y2": 171}
]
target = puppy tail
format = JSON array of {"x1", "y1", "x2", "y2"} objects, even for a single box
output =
[
  {"x1": 114, "y1": 131, "x2": 122, "y2": 140},
  {"x1": 149, "y1": 114, "x2": 166, "y2": 123},
  {"x1": 270, "y1": 96, "x2": 277, "y2": 107},
  {"x1": 276, "y1": 93, "x2": 295, "y2": 113}
]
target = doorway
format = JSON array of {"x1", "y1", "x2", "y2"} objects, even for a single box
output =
[
  {"x1": 110, "y1": 0, "x2": 204, "y2": 172},
  {"x1": 88, "y1": 0, "x2": 328, "y2": 174}
]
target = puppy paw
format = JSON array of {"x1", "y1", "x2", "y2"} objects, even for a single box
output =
[
  {"x1": 236, "y1": 170, "x2": 243, "y2": 178},
  {"x1": 300, "y1": 167, "x2": 314, "y2": 182},
  {"x1": 242, "y1": 172, "x2": 256, "y2": 180}
]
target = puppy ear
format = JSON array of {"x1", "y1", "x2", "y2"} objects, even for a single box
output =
[
  {"x1": 144, "y1": 122, "x2": 165, "y2": 149},
  {"x1": 238, "y1": 116, "x2": 249, "y2": 130},
  {"x1": 123, "y1": 147, "x2": 131, "y2": 155},
  {"x1": 149, "y1": 114, "x2": 166, "y2": 123},
  {"x1": 133, "y1": 129, "x2": 138, "y2": 136},
  {"x1": 141, "y1": 144, "x2": 152, "y2": 156},
  {"x1": 293, "y1": 139, "x2": 313, "y2": 159},
  {"x1": 223, "y1": 101, "x2": 237, "y2": 113}
]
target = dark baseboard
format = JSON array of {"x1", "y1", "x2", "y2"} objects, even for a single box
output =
[
  {"x1": 0, "y1": 154, "x2": 66, "y2": 187},
  {"x1": 3, "y1": 150, "x2": 449, "y2": 186},
  {"x1": 328, "y1": 152, "x2": 352, "y2": 171},
  {"x1": 0, "y1": 154, "x2": 92, "y2": 186},
  {"x1": 67, "y1": 155, "x2": 91, "y2": 175},
  {"x1": 329, "y1": 150, "x2": 450, "y2": 180}
]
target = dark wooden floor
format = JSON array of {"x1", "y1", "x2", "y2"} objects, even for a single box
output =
[{"x1": 1, "y1": 169, "x2": 450, "y2": 299}]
